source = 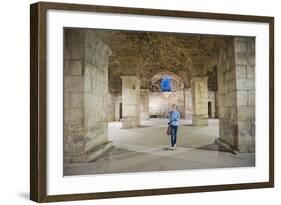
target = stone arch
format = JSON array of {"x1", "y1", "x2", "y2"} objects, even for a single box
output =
[
  {"x1": 150, "y1": 71, "x2": 185, "y2": 92},
  {"x1": 148, "y1": 71, "x2": 189, "y2": 118}
]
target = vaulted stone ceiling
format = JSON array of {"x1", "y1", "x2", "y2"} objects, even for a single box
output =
[{"x1": 100, "y1": 29, "x2": 222, "y2": 94}]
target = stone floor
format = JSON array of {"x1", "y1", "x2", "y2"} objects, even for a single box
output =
[{"x1": 64, "y1": 119, "x2": 255, "y2": 176}]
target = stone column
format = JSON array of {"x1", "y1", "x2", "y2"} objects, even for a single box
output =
[
  {"x1": 118, "y1": 55, "x2": 142, "y2": 128},
  {"x1": 121, "y1": 75, "x2": 140, "y2": 128},
  {"x1": 184, "y1": 88, "x2": 192, "y2": 119},
  {"x1": 114, "y1": 95, "x2": 122, "y2": 121},
  {"x1": 216, "y1": 37, "x2": 255, "y2": 152},
  {"x1": 107, "y1": 93, "x2": 116, "y2": 122},
  {"x1": 64, "y1": 29, "x2": 86, "y2": 163},
  {"x1": 191, "y1": 76, "x2": 208, "y2": 126},
  {"x1": 140, "y1": 89, "x2": 150, "y2": 120},
  {"x1": 234, "y1": 37, "x2": 255, "y2": 152},
  {"x1": 64, "y1": 29, "x2": 113, "y2": 163}
]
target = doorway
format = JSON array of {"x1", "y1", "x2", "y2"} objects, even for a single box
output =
[
  {"x1": 208, "y1": 101, "x2": 212, "y2": 118},
  {"x1": 119, "y1": 103, "x2": 122, "y2": 121}
]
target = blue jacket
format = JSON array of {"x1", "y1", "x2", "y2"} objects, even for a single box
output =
[{"x1": 168, "y1": 111, "x2": 180, "y2": 126}]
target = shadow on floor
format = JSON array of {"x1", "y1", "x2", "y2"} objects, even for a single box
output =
[
  {"x1": 137, "y1": 125, "x2": 153, "y2": 128},
  {"x1": 182, "y1": 124, "x2": 194, "y2": 127},
  {"x1": 197, "y1": 143, "x2": 229, "y2": 152}
]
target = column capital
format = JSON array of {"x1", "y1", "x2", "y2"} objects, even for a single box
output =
[
  {"x1": 120, "y1": 75, "x2": 138, "y2": 79},
  {"x1": 191, "y1": 56, "x2": 210, "y2": 77},
  {"x1": 190, "y1": 76, "x2": 208, "y2": 83}
]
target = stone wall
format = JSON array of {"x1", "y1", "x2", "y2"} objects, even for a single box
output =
[
  {"x1": 208, "y1": 91, "x2": 216, "y2": 118},
  {"x1": 217, "y1": 37, "x2": 255, "y2": 152},
  {"x1": 149, "y1": 91, "x2": 185, "y2": 118},
  {"x1": 114, "y1": 95, "x2": 122, "y2": 121},
  {"x1": 64, "y1": 29, "x2": 113, "y2": 163}
]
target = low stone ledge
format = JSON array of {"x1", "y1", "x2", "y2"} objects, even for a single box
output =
[
  {"x1": 86, "y1": 141, "x2": 114, "y2": 163},
  {"x1": 214, "y1": 138, "x2": 239, "y2": 155}
]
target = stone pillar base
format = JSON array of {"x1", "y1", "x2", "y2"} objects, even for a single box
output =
[
  {"x1": 192, "y1": 115, "x2": 208, "y2": 126},
  {"x1": 237, "y1": 138, "x2": 255, "y2": 153},
  {"x1": 64, "y1": 141, "x2": 114, "y2": 163},
  {"x1": 121, "y1": 117, "x2": 139, "y2": 128},
  {"x1": 86, "y1": 141, "x2": 114, "y2": 163},
  {"x1": 140, "y1": 114, "x2": 149, "y2": 121},
  {"x1": 215, "y1": 137, "x2": 255, "y2": 153},
  {"x1": 214, "y1": 138, "x2": 238, "y2": 154}
]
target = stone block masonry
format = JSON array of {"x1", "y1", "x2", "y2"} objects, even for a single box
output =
[
  {"x1": 216, "y1": 37, "x2": 255, "y2": 153},
  {"x1": 149, "y1": 90, "x2": 185, "y2": 118},
  {"x1": 64, "y1": 29, "x2": 113, "y2": 164},
  {"x1": 234, "y1": 37, "x2": 255, "y2": 152}
]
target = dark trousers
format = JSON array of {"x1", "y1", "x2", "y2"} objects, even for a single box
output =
[{"x1": 170, "y1": 125, "x2": 178, "y2": 147}]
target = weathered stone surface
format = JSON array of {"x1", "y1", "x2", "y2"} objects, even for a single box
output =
[
  {"x1": 64, "y1": 28, "x2": 113, "y2": 163},
  {"x1": 191, "y1": 76, "x2": 208, "y2": 126},
  {"x1": 65, "y1": 43, "x2": 85, "y2": 60},
  {"x1": 149, "y1": 91, "x2": 185, "y2": 118},
  {"x1": 108, "y1": 93, "x2": 116, "y2": 122},
  {"x1": 121, "y1": 76, "x2": 140, "y2": 128},
  {"x1": 236, "y1": 90, "x2": 255, "y2": 106},
  {"x1": 140, "y1": 89, "x2": 150, "y2": 120},
  {"x1": 64, "y1": 60, "x2": 84, "y2": 75},
  {"x1": 217, "y1": 37, "x2": 255, "y2": 153},
  {"x1": 184, "y1": 88, "x2": 192, "y2": 119},
  {"x1": 64, "y1": 76, "x2": 84, "y2": 93}
]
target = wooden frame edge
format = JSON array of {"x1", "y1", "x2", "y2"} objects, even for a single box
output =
[
  {"x1": 269, "y1": 17, "x2": 274, "y2": 188},
  {"x1": 30, "y1": 2, "x2": 39, "y2": 202},
  {"x1": 30, "y1": 1, "x2": 274, "y2": 202},
  {"x1": 30, "y1": 2, "x2": 48, "y2": 202}
]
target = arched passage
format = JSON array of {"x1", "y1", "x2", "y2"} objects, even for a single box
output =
[{"x1": 148, "y1": 71, "x2": 186, "y2": 118}]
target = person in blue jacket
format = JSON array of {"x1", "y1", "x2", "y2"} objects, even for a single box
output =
[{"x1": 168, "y1": 104, "x2": 180, "y2": 150}]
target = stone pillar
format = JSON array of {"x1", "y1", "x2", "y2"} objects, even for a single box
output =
[
  {"x1": 107, "y1": 93, "x2": 116, "y2": 122},
  {"x1": 121, "y1": 76, "x2": 140, "y2": 128},
  {"x1": 64, "y1": 29, "x2": 113, "y2": 163},
  {"x1": 184, "y1": 88, "x2": 192, "y2": 119},
  {"x1": 191, "y1": 76, "x2": 208, "y2": 126},
  {"x1": 216, "y1": 37, "x2": 255, "y2": 152},
  {"x1": 234, "y1": 37, "x2": 255, "y2": 152},
  {"x1": 64, "y1": 29, "x2": 86, "y2": 163},
  {"x1": 114, "y1": 95, "x2": 122, "y2": 121},
  {"x1": 140, "y1": 89, "x2": 149, "y2": 120}
]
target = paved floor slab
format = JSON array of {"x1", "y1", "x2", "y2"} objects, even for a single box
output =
[{"x1": 64, "y1": 119, "x2": 255, "y2": 176}]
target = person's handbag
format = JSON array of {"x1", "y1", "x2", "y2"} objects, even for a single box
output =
[{"x1": 166, "y1": 125, "x2": 171, "y2": 135}]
